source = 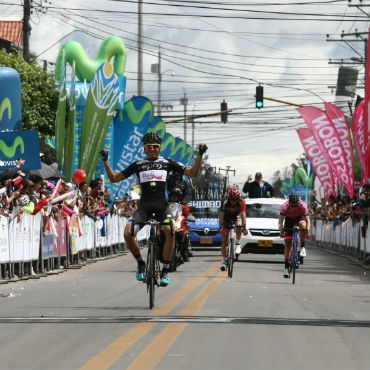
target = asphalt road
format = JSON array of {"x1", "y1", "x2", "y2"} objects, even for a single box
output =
[{"x1": 0, "y1": 245, "x2": 369, "y2": 370}]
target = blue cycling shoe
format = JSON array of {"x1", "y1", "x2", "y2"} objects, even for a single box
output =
[
  {"x1": 160, "y1": 274, "x2": 170, "y2": 287},
  {"x1": 136, "y1": 263, "x2": 145, "y2": 281}
]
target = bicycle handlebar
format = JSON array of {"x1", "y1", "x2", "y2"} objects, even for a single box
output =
[
  {"x1": 283, "y1": 227, "x2": 308, "y2": 231},
  {"x1": 281, "y1": 227, "x2": 309, "y2": 238}
]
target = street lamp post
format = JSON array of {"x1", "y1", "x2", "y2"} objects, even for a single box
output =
[
  {"x1": 180, "y1": 88, "x2": 188, "y2": 141},
  {"x1": 151, "y1": 47, "x2": 174, "y2": 116}
]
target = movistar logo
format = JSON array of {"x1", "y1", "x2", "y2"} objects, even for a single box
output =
[
  {"x1": 125, "y1": 99, "x2": 154, "y2": 124},
  {"x1": 0, "y1": 98, "x2": 11, "y2": 121},
  {"x1": 0, "y1": 136, "x2": 25, "y2": 158}
]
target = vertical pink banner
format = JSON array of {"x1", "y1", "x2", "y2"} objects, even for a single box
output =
[
  {"x1": 53, "y1": 218, "x2": 60, "y2": 257},
  {"x1": 352, "y1": 100, "x2": 368, "y2": 185},
  {"x1": 297, "y1": 106, "x2": 352, "y2": 197},
  {"x1": 53, "y1": 216, "x2": 67, "y2": 257},
  {"x1": 60, "y1": 218, "x2": 67, "y2": 256},
  {"x1": 324, "y1": 102, "x2": 355, "y2": 197},
  {"x1": 297, "y1": 128, "x2": 336, "y2": 196},
  {"x1": 364, "y1": 28, "x2": 370, "y2": 178}
]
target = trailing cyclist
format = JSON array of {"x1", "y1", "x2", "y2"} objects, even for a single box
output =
[
  {"x1": 218, "y1": 187, "x2": 248, "y2": 271},
  {"x1": 279, "y1": 193, "x2": 310, "y2": 278},
  {"x1": 167, "y1": 187, "x2": 194, "y2": 267},
  {"x1": 100, "y1": 132, "x2": 207, "y2": 286}
]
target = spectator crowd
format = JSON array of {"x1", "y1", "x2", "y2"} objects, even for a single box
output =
[
  {"x1": 309, "y1": 185, "x2": 370, "y2": 235},
  {"x1": 0, "y1": 157, "x2": 138, "y2": 236}
]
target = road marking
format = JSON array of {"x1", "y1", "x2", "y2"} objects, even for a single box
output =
[
  {"x1": 80, "y1": 260, "x2": 220, "y2": 370},
  {"x1": 80, "y1": 322, "x2": 156, "y2": 370},
  {"x1": 0, "y1": 316, "x2": 369, "y2": 327},
  {"x1": 127, "y1": 271, "x2": 225, "y2": 370}
]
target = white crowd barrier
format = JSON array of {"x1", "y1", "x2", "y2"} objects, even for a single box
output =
[
  {"x1": 0, "y1": 213, "x2": 151, "y2": 266},
  {"x1": 311, "y1": 218, "x2": 370, "y2": 264}
]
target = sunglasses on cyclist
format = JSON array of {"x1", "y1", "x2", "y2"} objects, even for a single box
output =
[{"x1": 144, "y1": 144, "x2": 161, "y2": 150}]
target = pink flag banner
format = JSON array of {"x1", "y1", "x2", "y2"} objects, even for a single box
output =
[
  {"x1": 364, "y1": 28, "x2": 370, "y2": 178},
  {"x1": 297, "y1": 128, "x2": 336, "y2": 196},
  {"x1": 324, "y1": 102, "x2": 355, "y2": 197},
  {"x1": 297, "y1": 106, "x2": 352, "y2": 197},
  {"x1": 352, "y1": 100, "x2": 368, "y2": 185}
]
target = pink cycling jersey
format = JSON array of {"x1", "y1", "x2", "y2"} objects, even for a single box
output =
[{"x1": 280, "y1": 200, "x2": 309, "y2": 219}]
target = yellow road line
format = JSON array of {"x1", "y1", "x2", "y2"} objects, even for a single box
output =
[
  {"x1": 80, "y1": 261, "x2": 220, "y2": 370},
  {"x1": 151, "y1": 261, "x2": 219, "y2": 316},
  {"x1": 127, "y1": 271, "x2": 225, "y2": 370},
  {"x1": 80, "y1": 322, "x2": 156, "y2": 370}
]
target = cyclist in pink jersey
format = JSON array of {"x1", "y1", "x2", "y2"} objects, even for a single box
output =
[{"x1": 279, "y1": 193, "x2": 311, "y2": 278}]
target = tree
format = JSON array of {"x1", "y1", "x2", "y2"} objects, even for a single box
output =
[
  {"x1": 271, "y1": 170, "x2": 284, "y2": 197},
  {"x1": 0, "y1": 49, "x2": 58, "y2": 137}
]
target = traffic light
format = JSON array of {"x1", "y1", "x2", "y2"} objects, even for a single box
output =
[
  {"x1": 221, "y1": 100, "x2": 228, "y2": 123},
  {"x1": 256, "y1": 85, "x2": 263, "y2": 109},
  {"x1": 355, "y1": 95, "x2": 364, "y2": 108}
]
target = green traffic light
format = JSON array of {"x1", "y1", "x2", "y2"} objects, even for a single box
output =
[{"x1": 256, "y1": 101, "x2": 263, "y2": 108}]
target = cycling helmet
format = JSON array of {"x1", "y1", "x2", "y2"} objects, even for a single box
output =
[
  {"x1": 289, "y1": 192, "x2": 300, "y2": 205},
  {"x1": 143, "y1": 132, "x2": 162, "y2": 145},
  {"x1": 18, "y1": 195, "x2": 30, "y2": 207},
  {"x1": 228, "y1": 187, "x2": 241, "y2": 200}
]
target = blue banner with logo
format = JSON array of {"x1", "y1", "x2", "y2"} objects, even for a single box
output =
[
  {"x1": 0, "y1": 130, "x2": 41, "y2": 170},
  {"x1": 0, "y1": 67, "x2": 22, "y2": 131}
]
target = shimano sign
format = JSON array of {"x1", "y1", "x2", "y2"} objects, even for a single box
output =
[{"x1": 188, "y1": 200, "x2": 221, "y2": 208}]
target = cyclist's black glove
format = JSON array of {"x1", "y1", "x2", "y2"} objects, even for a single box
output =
[
  {"x1": 198, "y1": 144, "x2": 208, "y2": 155},
  {"x1": 100, "y1": 150, "x2": 108, "y2": 162}
]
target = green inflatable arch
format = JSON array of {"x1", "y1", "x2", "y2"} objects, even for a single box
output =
[{"x1": 55, "y1": 35, "x2": 127, "y2": 82}]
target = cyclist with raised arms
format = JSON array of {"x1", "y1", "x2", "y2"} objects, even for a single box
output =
[
  {"x1": 100, "y1": 132, "x2": 207, "y2": 286},
  {"x1": 219, "y1": 187, "x2": 248, "y2": 271},
  {"x1": 279, "y1": 193, "x2": 310, "y2": 278}
]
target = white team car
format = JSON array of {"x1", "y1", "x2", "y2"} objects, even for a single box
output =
[{"x1": 239, "y1": 198, "x2": 286, "y2": 255}]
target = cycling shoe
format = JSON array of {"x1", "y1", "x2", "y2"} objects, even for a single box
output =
[
  {"x1": 136, "y1": 263, "x2": 146, "y2": 281},
  {"x1": 160, "y1": 274, "x2": 170, "y2": 287}
]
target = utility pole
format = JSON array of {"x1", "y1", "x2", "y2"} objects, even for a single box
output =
[
  {"x1": 218, "y1": 166, "x2": 236, "y2": 197},
  {"x1": 22, "y1": 0, "x2": 31, "y2": 62},
  {"x1": 157, "y1": 47, "x2": 162, "y2": 116},
  {"x1": 180, "y1": 89, "x2": 188, "y2": 141},
  {"x1": 137, "y1": 0, "x2": 143, "y2": 95},
  {"x1": 191, "y1": 116, "x2": 195, "y2": 149},
  {"x1": 191, "y1": 104, "x2": 196, "y2": 149},
  {"x1": 327, "y1": 30, "x2": 367, "y2": 96}
]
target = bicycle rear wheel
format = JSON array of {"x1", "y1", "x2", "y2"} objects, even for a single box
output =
[
  {"x1": 291, "y1": 247, "x2": 297, "y2": 285},
  {"x1": 228, "y1": 238, "x2": 235, "y2": 278},
  {"x1": 146, "y1": 242, "x2": 156, "y2": 309}
]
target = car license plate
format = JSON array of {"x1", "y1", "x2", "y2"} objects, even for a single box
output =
[
  {"x1": 258, "y1": 240, "x2": 273, "y2": 247},
  {"x1": 200, "y1": 236, "x2": 213, "y2": 244}
]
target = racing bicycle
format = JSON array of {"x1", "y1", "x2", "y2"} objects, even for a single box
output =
[
  {"x1": 283, "y1": 225, "x2": 306, "y2": 284},
  {"x1": 222, "y1": 224, "x2": 243, "y2": 278},
  {"x1": 131, "y1": 215, "x2": 173, "y2": 309}
]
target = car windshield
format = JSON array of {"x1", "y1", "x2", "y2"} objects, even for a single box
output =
[
  {"x1": 246, "y1": 203, "x2": 281, "y2": 218},
  {"x1": 189, "y1": 206, "x2": 220, "y2": 218},
  {"x1": 188, "y1": 200, "x2": 221, "y2": 218}
]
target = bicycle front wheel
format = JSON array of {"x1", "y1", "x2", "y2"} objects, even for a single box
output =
[
  {"x1": 146, "y1": 242, "x2": 156, "y2": 309},
  {"x1": 291, "y1": 250, "x2": 297, "y2": 285},
  {"x1": 228, "y1": 238, "x2": 235, "y2": 278}
]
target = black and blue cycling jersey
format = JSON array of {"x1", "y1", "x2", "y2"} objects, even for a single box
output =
[{"x1": 122, "y1": 156, "x2": 185, "y2": 223}]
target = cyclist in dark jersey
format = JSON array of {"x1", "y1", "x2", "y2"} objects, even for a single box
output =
[
  {"x1": 279, "y1": 193, "x2": 311, "y2": 278},
  {"x1": 100, "y1": 132, "x2": 207, "y2": 286},
  {"x1": 219, "y1": 187, "x2": 248, "y2": 271}
]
